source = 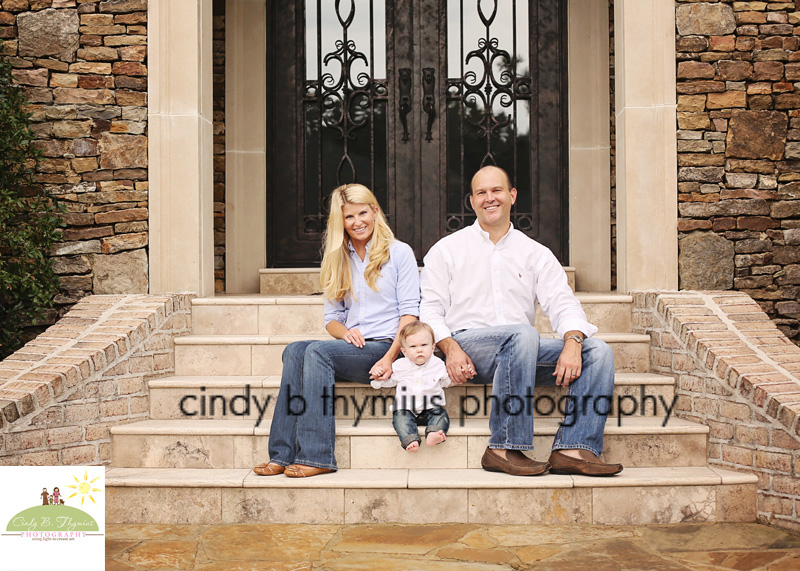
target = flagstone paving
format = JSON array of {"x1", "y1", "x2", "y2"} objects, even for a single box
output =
[{"x1": 105, "y1": 522, "x2": 800, "y2": 570}]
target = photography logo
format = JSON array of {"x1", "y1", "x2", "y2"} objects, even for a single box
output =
[{"x1": 0, "y1": 466, "x2": 105, "y2": 571}]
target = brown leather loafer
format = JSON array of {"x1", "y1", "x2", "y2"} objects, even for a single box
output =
[
  {"x1": 284, "y1": 464, "x2": 335, "y2": 478},
  {"x1": 481, "y1": 447, "x2": 550, "y2": 476},
  {"x1": 548, "y1": 449, "x2": 623, "y2": 476}
]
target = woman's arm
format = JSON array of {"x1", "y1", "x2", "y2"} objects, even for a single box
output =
[{"x1": 369, "y1": 313, "x2": 418, "y2": 380}]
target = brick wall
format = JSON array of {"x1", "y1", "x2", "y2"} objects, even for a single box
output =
[
  {"x1": 634, "y1": 290, "x2": 800, "y2": 532},
  {"x1": 1, "y1": 0, "x2": 149, "y2": 326},
  {"x1": 0, "y1": 293, "x2": 192, "y2": 466},
  {"x1": 675, "y1": 0, "x2": 800, "y2": 345}
]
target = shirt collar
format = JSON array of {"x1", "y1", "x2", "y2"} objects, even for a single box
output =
[
  {"x1": 471, "y1": 219, "x2": 514, "y2": 244},
  {"x1": 348, "y1": 239, "x2": 371, "y2": 256}
]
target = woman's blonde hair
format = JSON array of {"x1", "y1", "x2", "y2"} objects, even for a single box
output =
[{"x1": 320, "y1": 183, "x2": 394, "y2": 301}]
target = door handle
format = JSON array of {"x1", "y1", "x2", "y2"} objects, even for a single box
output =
[
  {"x1": 422, "y1": 67, "x2": 435, "y2": 142},
  {"x1": 398, "y1": 68, "x2": 412, "y2": 143}
]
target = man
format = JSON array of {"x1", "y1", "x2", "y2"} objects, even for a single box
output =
[{"x1": 420, "y1": 165, "x2": 622, "y2": 476}]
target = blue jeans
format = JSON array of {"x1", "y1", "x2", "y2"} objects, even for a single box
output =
[
  {"x1": 268, "y1": 339, "x2": 392, "y2": 471},
  {"x1": 452, "y1": 325, "x2": 614, "y2": 457},
  {"x1": 392, "y1": 407, "x2": 450, "y2": 449}
]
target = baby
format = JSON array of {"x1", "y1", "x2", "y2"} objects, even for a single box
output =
[{"x1": 371, "y1": 321, "x2": 451, "y2": 452}]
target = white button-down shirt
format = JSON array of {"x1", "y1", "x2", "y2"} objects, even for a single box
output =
[{"x1": 420, "y1": 221, "x2": 597, "y2": 343}]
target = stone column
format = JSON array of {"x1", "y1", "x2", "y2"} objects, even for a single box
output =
[
  {"x1": 568, "y1": 0, "x2": 611, "y2": 291},
  {"x1": 148, "y1": 0, "x2": 215, "y2": 296},
  {"x1": 225, "y1": 0, "x2": 267, "y2": 293},
  {"x1": 614, "y1": 0, "x2": 679, "y2": 291}
]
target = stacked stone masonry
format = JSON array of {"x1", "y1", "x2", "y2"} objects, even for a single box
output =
[
  {"x1": 675, "y1": 0, "x2": 800, "y2": 344},
  {"x1": 633, "y1": 290, "x2": 800, "y2": 532},
  {"x1": 1, "y1": 0, "x2": 150, "y2": 323},
  {"x1": 0, "y1": 294, "x2": 192, "y2": 466}
]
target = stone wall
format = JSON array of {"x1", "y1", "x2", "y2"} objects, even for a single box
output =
[
  {"x1": 634, "y1": 290, "x2": 800, "y2": 532},
  {"x1": 1, "y1": 0, "x2": 149, "y2": 323},
  {"x1": 675, "y1": 0, "x2": 800, "y2": 345},
  {"x1": 0, "y1": 293, "x2": 192, "y2": 466}
]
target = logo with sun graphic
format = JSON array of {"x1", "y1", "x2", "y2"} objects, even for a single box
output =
[
  {"x1": 65, "y1": 468, "x2": 103, "y2": 508},
  {"x1": 6, "y1": 469, "x2": 103, "y2": 534}
]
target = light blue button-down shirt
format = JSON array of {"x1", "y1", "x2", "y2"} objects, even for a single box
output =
[{"x1": 324, "y1": 239, "x2": 420, "y2": 339}]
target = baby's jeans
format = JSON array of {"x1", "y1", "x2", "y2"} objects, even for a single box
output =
[{"x1": 392, "y1": 407, "x2": 450, "y2": 449}]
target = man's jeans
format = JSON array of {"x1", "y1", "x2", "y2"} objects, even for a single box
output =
[
  {"x1": 268, "y1": 339, "x2": 392, "y2": 471},
  {"x1": 452, "y1": 324, "x2": 614, "y2": 457},
  {"x1": 392, "y1": 407, "x2": 450, "y2": 449}
]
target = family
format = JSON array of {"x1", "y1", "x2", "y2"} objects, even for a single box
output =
[{"x1": 253, "y1": 165, "x2": 623, "y2": 478}]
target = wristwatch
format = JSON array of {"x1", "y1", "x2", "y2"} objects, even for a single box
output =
[{"x1": 566, "y1": 334, "x2": 584, "y2": 346}]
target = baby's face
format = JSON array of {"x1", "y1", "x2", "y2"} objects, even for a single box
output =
[{"x1": 400, "y1": 331, "x2": 434, "y2": 365}]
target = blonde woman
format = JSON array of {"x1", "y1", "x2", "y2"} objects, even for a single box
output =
[{"x1": 254, "y1": 184, "x2": 419, "y2": 478}]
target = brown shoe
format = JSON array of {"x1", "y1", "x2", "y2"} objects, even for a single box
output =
[
  {"x1": 253, "y1": 462, "x2": 285, "y2": 476},
  {"x1": 284, "y1": 464, "x2": 335, "y2": 478},
  {"x1": 481, "y1": 447, "x2": 550, "y2": 476},
  {"x1": 548, "y1": 449, "x2": 623, "y2": 476}
]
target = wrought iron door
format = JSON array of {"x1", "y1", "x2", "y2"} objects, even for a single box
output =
[{"x1": 267, "y1": 0, "x2": 568, "y2": 266}]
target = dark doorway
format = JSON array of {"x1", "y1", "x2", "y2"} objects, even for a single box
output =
[{"x1": 267, "y1": 0, "x2": 568, "y2": 266}]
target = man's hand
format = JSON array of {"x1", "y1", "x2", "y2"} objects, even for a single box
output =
[
  {"x1": 438, "y1": 337, "x2": 475, "y2": 384},
  {"x1": 553, "y1": 332, "x2": 584, "y2": 386}
]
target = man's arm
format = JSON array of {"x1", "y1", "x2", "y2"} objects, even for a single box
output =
[
  {"x1": 420, "y1": 246, "x2": 475, "y2": 384},
  {"x1": 419, "y1": 246, "x2": 453, "y2": 344}
]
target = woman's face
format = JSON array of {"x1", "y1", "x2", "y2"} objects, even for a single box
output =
[{"x1": 342, "y1": 202, "x2": 377, "y2": 245}]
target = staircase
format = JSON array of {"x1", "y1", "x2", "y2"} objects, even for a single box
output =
[{"x1": 106, "y1": 269, "x2": 757, "y2": 525}]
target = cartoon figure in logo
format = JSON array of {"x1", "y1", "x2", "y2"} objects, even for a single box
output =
[
  {"x1": 59, "y1": 499, "x2": 65, "y2": 505},
  {"x1": 52, "y1": 487, "x2": 61, "y2": 505},
  {"x1": 41, "y1": 488, "x2": 49, "y2": 506}
]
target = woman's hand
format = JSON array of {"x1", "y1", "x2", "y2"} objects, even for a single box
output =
[
  {"x1": 342, "y1": 328, "x2": 365, "y2": 348},
  {"x1": 369, "y1": 355, "x2": 394, "y2": 381}
]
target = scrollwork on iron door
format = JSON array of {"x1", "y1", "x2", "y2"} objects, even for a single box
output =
[
  {"x1": 302, "y1": 0, "x2": 388, "y2": 234},
  {"x1": 445, "y1": 0, "x2": 537, "y2": 235}
]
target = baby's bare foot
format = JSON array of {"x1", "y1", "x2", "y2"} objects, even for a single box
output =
[
  {"x1": 426, "y1": 430, "x2": 446, "y2": 446},
  {"x1": 406, "y1": 441, "x2": 420, "y2": 452}
]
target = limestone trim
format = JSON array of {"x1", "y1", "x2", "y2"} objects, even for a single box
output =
[
  {"x1": 0, "y1": 294, "x2": 193, "y2": 466},
  {"x1": 224, "y1": 0, "x2": 267, "y2": 293},
  {"x1": 633, "y1": 290, "x2": 800, "y2": 530},
  {"x1": 614, "y1": 0, "x2": 679, "y2": 291},
  {"x1": 568, "y1": 0, "x2": 612, "y2": 291},
  {"x1": 148, "y1": 0, "x2": 215, "y2": 296}
]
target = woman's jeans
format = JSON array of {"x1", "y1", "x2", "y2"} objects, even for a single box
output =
[
  {"x1": 452, "y1": 324, "x2": 615, "y2": 457},
  {"x1": 268, "y1": 339, "x2": 392, "y2": 470},
  {"x1": 392, "y1": 407, "x2": 450, "y2": 449}
]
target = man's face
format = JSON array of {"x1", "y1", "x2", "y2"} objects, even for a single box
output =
[
  {"x1": 400, "y1": 330, "x2": 435, "y2": 366},
  {"x1": 470, "y1": 167, "x2": 517, "y2": 231}
]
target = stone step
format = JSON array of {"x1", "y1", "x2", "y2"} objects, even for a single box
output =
[
  {"x1": 259, "y1": 267, "x2": 578, "y2": 295},
  {"x1": 105, "y1": 465, "x2": 756, "y2": 525},
  {"x1": 149, "y1": 372, "x2": 677, "y2": 422},
  {"x1": 173, "y1": 332, "x2": 652, "y2": 376},
  {"x1": 110, "y1": 417, "x2": 707, "y2": 470},
  {"x1": 191, "y1": 292, "x2": 632, "y2": 336}
]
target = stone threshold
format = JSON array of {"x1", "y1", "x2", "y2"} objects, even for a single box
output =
[
  {"x1": 111, "y1": 417, "x2": 706, "y2": 437},
  {"x1": 106, "y1": 465, "x2": 755, "y2": 489},
  {"x1": 148, "y1": 372, "x2": 676, "y2": 389},
  {"x1": 193, "y1": 291, "x2": 632, "y2": 305},
  {"x1": 173, "y1": 332, "x2": 652, "y2": 345}
]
